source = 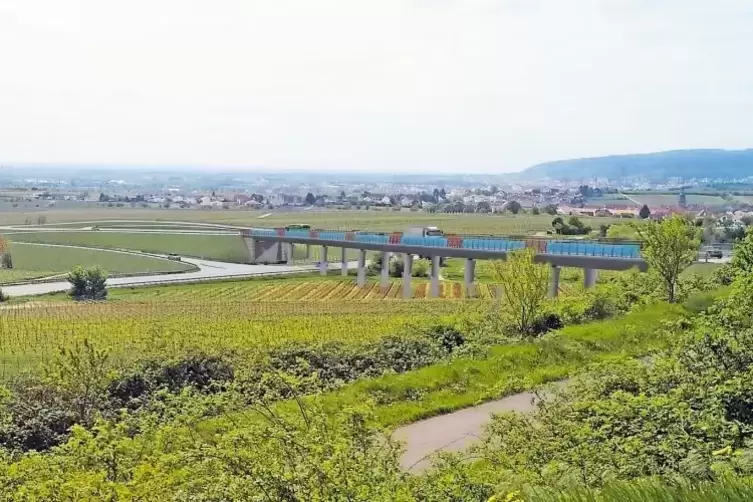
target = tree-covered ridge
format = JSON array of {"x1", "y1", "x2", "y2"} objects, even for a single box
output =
[{"x1": 522, "y1": 149, "x2": 753, "y2": 180}]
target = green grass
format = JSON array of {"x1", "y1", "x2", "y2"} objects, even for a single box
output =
[
  {"x1": 684, "y1": 262, "x2": 722, "y2": 277},
  {"x1": 522, "y1": 476, "x2": 753, "y2": 501},
  {"x1": 0, "y1": 208, "x2": 629, "y2": 235},
  {"x1": 201, "y1": 302, "x2": 688, "y2": 435},
  {"x1": 4, "y1": 231, "x2": 251, "y2": 263},
  {"x1": 625, "y1": 193, "x2": 728, "y2": 207},
  {"x1": 5, "y1": 242, "x2": 193, "y2": 276},
  {"x1": 0, "y1": 268, "x2": 61, "y2": 284},
  {"x1": 442, "y1": 258, "x2": 588, "y2": 285}
]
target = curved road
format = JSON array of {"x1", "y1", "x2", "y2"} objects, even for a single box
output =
[{"x1": 3, "y1": 255, "x2": 358, "y2": 297}]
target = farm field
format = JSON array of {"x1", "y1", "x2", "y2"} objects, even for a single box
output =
[
  {"x1": 0, "y1": 208, "x2": 628, "y2": 235},
  {"x1": 0, "y1": 298, "x2": 473, "y2": 378},
  {"x1": 105, "y1": 277, "x2": 508, "y2": 302},
  {"x1": 0, "y1": 242, "x2": 193, "y2": 283},
  {"x1": 3, "y1": 231, "x2": 251, "y2": 263},
  {"x1": 623, "y1": 192, "x2": 728, "y2": 207},
  {"x1": 0, "y1": 268, "x2": 60, "y2": 284}
]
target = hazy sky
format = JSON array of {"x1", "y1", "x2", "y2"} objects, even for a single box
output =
[{"x1": 1, "y1": 0, "x2": 752, "y2": 173}]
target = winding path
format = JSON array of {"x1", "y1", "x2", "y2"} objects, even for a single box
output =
[{"x1": 393, "y1": 381, "x2": 566, "y2": 473}]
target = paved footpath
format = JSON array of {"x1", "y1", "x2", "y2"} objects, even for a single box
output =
[{"x1": 394, "y1": 382, "x2": 565, "y2": 472}]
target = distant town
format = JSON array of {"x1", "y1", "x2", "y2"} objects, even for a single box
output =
[{"x1": 1, "y1": 165, "x2": 753, "y2": 229}]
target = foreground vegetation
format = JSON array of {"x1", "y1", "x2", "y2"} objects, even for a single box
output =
[{"x1": 0, "y1": 215, "x2": 747, "y2": 500}]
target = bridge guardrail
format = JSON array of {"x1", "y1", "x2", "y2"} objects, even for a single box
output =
[{"x1": 245, "y1": 228, "x2": 643, "y2": 259}]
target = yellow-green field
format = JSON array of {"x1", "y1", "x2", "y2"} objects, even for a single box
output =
[{"x1": 0, "y1": 298, "x2": 475, "y2": 378}]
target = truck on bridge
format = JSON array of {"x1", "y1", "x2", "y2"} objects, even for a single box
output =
[{"x1": 405, "y1": 226, "x2": 446, "y2": 265}]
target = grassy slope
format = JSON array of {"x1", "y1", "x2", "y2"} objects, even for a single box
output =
[
  {"x1": 201, "y1": 302, "x2": 689, "y2": 436},
  {"x1": 4, "y1": 232, "x2": 250, "y2": 263},
  {"x1": 0, "y1": 243, "x2": 192, "y2": 283}
]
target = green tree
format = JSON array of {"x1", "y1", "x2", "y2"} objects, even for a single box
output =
[
  {"x1": 606, "y1": 223, "x2": 640, "y2": 241},
  {"x1": 304, "y1": 192, "x2": 316, "y2": 206},
  {"x1": 543, "y1": 204, "x2": 558, "y2": 215},
  {"x1": 730, "y1": 226, "x2": 753, "y2": 275},
  {"x1": 633, "y1": 215, "x2": 700, "y2": 302},
  {"x1": 0, "y1": 252, "x2": 12, "y2": 269},
  {"x1": 531, "y1": 206, "x2": 540, "y2": 215},
  {"x1": 67, "y1": 266, "x2": 108, "y2": 301},
  {"x1": 506, "y1": 200, "x2": 522, "y2": 215},
  {"x1": 67, "y1": 266, "x2": 88, "y2": 299},
  {"x1": 639, "y1": 204, "x2": 651, "y2": 219},
  {"x1": 488, "y1": 248, "x2": 550, "y2": 335}
]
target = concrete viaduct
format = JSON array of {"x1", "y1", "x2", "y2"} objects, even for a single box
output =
[{"x1": 242, "y1": 228, "x2": 648, "y2": 299}]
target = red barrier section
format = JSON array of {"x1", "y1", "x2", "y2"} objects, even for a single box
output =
[
  {"x1": 310, "y1": 229, "x2": 320, "y2": 238},
  {"x1": 276, "y1": 228, "x2": 285, "y2": 236},
  {"x1": 447, "y1": 235, "x2": 463, "y2": 248},
  {"x1": 345, "y1": 231, "x2": 355, "y2": 241},
  {"x1": 388, "y1": 232, "x2": 402, "y2": 244}
]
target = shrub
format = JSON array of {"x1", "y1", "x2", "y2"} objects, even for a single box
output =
[
  {"x1": 412, "y1": 259, "x2": 429, "y2": 278},
  {"x1": 389, "y1": 257, "x2": 404, "y2": 277},
  {"x1": 1, "y1": 252, "x2": 12, "y2": 269},
  {"x1": 423, "y1": 325, "x2": 466, "y2": 353},
  {"x1": 67, "y1": 266, "x2": 108, "y2": 300}
]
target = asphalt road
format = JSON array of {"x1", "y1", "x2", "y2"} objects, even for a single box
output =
[{"x1": 3, "y1": 256, "x2": 359, "y2": 297}]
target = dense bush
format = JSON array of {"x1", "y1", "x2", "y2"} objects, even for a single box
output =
[{"x1": 418, "y1": 278, "x2": 753, "y2": 494}]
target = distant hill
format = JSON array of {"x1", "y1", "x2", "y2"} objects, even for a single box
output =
[{"x1": 521, "y1": 149, "x2": 753, "y2": 181}]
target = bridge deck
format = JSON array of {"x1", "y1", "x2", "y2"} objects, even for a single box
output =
[{"x1": 247, "y1": 229, "x2": 641, "y2": 258}]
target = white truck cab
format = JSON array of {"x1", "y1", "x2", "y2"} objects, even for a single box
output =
[{"x1": 405, "y1": 226, "x2": 444, "y2": 237}]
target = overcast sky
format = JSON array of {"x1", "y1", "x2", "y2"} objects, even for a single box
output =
[{"x1": 1, "y1": 0, "x2": 752, "y2": 173}]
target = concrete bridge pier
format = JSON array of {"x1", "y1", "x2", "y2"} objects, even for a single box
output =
[
  {"x1": 430, "y1": 255, "x2": 441, "y2": 298},
  {"x1": 357, "y1": 249, "x2": 367, "y2": 287},
  {"x1": 403, "y1": 253, "x2": 413, "y2": 299},
  {"x1": 319, "y1": 246, "x2": 328, "y2": 276},
  {"x1": 464, "y1": 258, "x2": 476, "y2": 297},
  {"x1": 549, "y1": 265, "x2": 561, "y2": 297},
  {"x1": 381, "y1": 251, "x2": 392, "y2": 290},
  {"x1": 287, "y1": 242, "x2": 294, "y2": 265},
  {"x1": 340, "y1": 248, "x2": 348, "y2": 276},
  {"x1": 584, "y1": 268, "x2": 597, "y2": 289},
  {"x1": 306, "y1": 244, "x2": 312, "y2": 260}
]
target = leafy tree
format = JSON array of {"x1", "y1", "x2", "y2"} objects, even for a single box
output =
[
  {"x1": 488, "y1": 248, "x2": 550, "y2": 335},
  {"x1": 304, "y1": 192, "x2": 316, "y2": 206},
  {"x1": 730, "y1": 227, "x2": 753, "y2": 276},
  {"x1": 506, "y1": 200, "x2": 522, "y2": 215},
  {"x1": 543, "y1": 204, "x2": 558, "y2": 215},
  {"x1": 639, "y1": 204, "x2": 651, "y2": 219},
  {"x1": 531, "y1": 206, "x2": 540, "y2": 215},
  {"x1": 606, "y1": 223, "x2": 640, "y2": 241},
  {"x1": 37, "y1": 215, "x2": 47, "y2": 225},
  {"x1": 476, "y1": 201, "x2": 491, "y2": 213},
  {"x1": 0, "y1": 288, "x2": 7, "y2": 302},
  {"x1": 0, "y1": 252, "x2": 12, "y2": 269},
  {"x1": 633, "y1": 215, "x2": 700, "y2": 302},
  {"x1": 567, "y1": 215, "x2": 585, "y2": 230},
  {"x1": 67, "y1": 266, "x2": 108, "y2": 301}
]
